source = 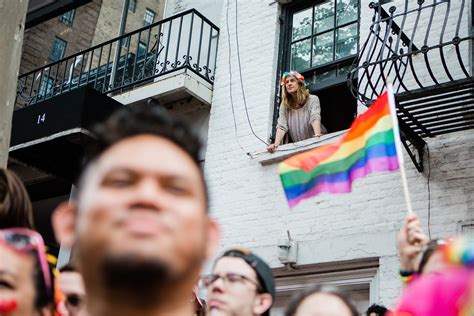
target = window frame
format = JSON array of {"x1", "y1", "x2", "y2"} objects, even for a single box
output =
[
  {"x1": 49, "y1": 36, "x2": 67, "y2": 62},
  {"x1": 129, "y1": 0, "x2": 137, "y2": 13},
  {"x1": 270, "y1": 0, "x2": 360, "y2": 142},
  {"x1": 286, "y1": 0, "x2": 360, "y2": 84},
  {"x1": 143, "y1": 8, "x2": 155, "y2": 26},
  {"x1": 137, "y1": 41, "x2": 148, "y2": 57},
  {"x1": 38, "y1": 75, "x2": 54, "y2": 98},
  {"x1": 59, "y1": 9, "x2": 75, "y2": 26}
]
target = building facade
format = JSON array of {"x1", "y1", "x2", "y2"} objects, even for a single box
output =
[
  {"x1": 10, "y1": 0, "x2": 473, "y2": 314},
  {"x1": 200, "y1": 0, "x2": 473, "y2": 314}
]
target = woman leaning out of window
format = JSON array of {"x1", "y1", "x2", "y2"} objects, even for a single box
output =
[{"x1": 267, "y1": 71, "x2": 327, "y2": 153}]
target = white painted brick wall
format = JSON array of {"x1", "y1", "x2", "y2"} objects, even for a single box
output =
[{"x1": 203, "y1": 0, "x2": 474, "y2": 309}]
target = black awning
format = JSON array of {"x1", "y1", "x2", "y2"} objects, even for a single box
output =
[{"x1": 10, "y1": 86, "x2": 123, "y2": 182}]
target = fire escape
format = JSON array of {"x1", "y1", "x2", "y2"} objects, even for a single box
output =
[
  {"x1": 348, "y1": 0, "x2": 473, "y2": 172},
  {"x1": 10, "y1": 9, "x2": 219, "y2": 191}
]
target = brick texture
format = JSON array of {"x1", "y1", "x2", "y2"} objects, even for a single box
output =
[{"x1": 205, "y1": 0, "x2": 474, "y2": 308}]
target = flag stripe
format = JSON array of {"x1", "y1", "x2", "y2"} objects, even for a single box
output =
[
  {"x1": 281, "y1": 129, "x2": 395, "y2": 187},
  {"x1": 287, "y1": 156, "x2": 399, "y2": 207},
  {"x1": 278, "y1": 92, "x2": 400, "y2": 207},
  {"x1": 283, "y1": 142, "x2": 398, "y2": 200}
]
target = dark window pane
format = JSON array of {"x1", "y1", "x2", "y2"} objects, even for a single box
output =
[
  {"x1": 291, "y1": 39, "x2": 311, "y2": 72},
  {"x1": 39, "y1": 76, "x2": 53, "y2": 97},
  {"x1": 316, "y1": 69, "x2": 337, "y2": 81},
  {"x1": 49, "y1": 37, "x2": 67, "y2": 61},
  {"x1": 312, "y1": 31, "x2": 334, "y2": 66},
  {"x1": 336, "y1": 23, "x2": 357, "y2": 59},
  {"x1": 338, "y1": 64, "x2": 352, "y2": 76},
  {"x1": 59, "y1": 10, "x2": 75, "y2": 25},
  {"x1": 337, "y1": 0, "x2": 358, "y2": 26},
  {"x1": 292, "y1": 8, "x2": 312, "y2": 41},
  {"x1": 314, "y1": 0, "x2": 335, "y2": 34},
  {"x1": 144, "y1": 9, "x2": 155, "y2": 26},
  {"x1": 129, "y1": 0, "x2": 136, "y2": 13},
  {"x1": 137, "y1": 42, "x2": 147, "y2": 57}
]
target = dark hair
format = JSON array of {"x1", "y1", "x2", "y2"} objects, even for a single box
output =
[
  {"x1": 85, "y1": 103, "x2": 208, "y2": 207},
  {"x1": 59, "y1": 262, "x2": 77, "y2": 273},
  {"x1": 32, "y1": 253, "x2": 55, "y2": 312},
  {"x1": 284, "y1": 285, "x2": 359, "y2": 316},
  {"x1": 0, "y1": 168, "x2": 35, "y2": 229},
  {"x1": 366, "y1": 303, "x2": 389, "y2": 316},
  {"x1": 418, "y1": 239, "x2": 442, "y2": 274}
]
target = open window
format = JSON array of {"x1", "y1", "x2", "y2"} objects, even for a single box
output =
[{"x1": 273, "y1": 0, "x2": 359, "y2": 141}]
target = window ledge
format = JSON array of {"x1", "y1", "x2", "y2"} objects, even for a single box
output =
[{"x1": 256, "y1": 130, "x2": 347, "y2": 166}]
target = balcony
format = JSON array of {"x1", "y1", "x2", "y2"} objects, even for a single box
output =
[
  {"x1": 10, "y1": 9, "x2": 219, "y2": 191},
  {"x1": 16, "y1": 9, "x2": 219, "y2": 108},
  {"x1": 348, "y1": 1, "x2": 473, "y2": 171}
]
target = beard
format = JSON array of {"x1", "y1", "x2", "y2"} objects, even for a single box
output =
[{"x1": 101, "y1": 254, "x2": 184, "y2": 309}]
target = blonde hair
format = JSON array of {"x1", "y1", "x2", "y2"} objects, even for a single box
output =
[{"x1": 281, "y1": 76, "x2": 310, "y2": 109}]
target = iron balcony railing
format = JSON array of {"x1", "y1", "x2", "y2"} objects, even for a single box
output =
[
  {"x1": 348, "y1": 0, "x2": 473, "y2": 172},
  {"x1": 16, "y1": 9, "x2": 219, "y2": 107},
  {"x1": 349, "y1": 0, "x2": 472, "y2": 105}
]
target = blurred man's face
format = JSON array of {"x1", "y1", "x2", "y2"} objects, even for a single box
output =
[
  {"x1": 75, "y1": 135, "x2": 211, "y2": 287},
  {"x1": 57, "y1": 271, "x2": 87, "y2": 316}
]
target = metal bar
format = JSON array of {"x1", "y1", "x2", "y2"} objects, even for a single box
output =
[
  {"x1": 162, "y1": 19, "x2": 173, "y2": 72},
  {"x1": 174, "y1": 15, "x2": 184, "y2": 68},
  {"x1": 185, "y1": 12, "x2": 194, "y2": 66},
  {"x1": 103, "y1": 43, "x2": 113, "y2": 93},
  {"x1": 77, "y1": 53, "x2": 85, "y2": 89},
  {"x1": 409, "y1": 100, "x2": 474, "y2": 117},
  {"x1": 94, "y1": 46, "x2": 103, "y2": 90},
  {"x1": 60, "y1": 59, "x2": 68, "y2": 95},
  {"x1": 373, "y1": 3, "x2": 419, "y2": 51},
  {"x1": 438, "y1": 0, "x2": 454, "y2": 81},
  {"x1": 86, "y1": 50, "x2": 94, "y2": 85},
  {"x1": 205, "y1": 24, "x2": 213, "y2": 79},
  {"x1": 196, "y1": 17, "x2": 204, "y2": 73},
  {"x1": 402, "y1": 95, "x2": 474, "y2": 110}
]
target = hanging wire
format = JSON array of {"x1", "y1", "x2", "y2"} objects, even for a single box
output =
[
  {"x1": 234, "y1": 1, "x2": 269, "y2": 146},
  {"x1": 225, "y1": 0, "x2": 250, "y2": 156}
]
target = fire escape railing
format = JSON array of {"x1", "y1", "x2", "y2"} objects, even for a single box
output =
[
  {"x1": 348, "y1": 0, "x2": 473, "y2": 172},
  {"x1": 16, "y1": 9, "x2": 219, "y2": 107}
]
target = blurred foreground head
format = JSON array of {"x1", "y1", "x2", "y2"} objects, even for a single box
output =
[
  {"x1": 53, "y1": 104, "x2": 219, "y2": 316},
  {"x1": 284, "y1": 285, "x2": 359, "y2": 316},
  {"x1": 0, "y1": 168, "x2": 34, "y2": 230},
  {"x1": 0, "y1": 228, "x2": 54, "y2": 316}
]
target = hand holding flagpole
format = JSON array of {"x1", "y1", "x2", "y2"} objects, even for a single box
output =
[{"x1": 386, "y1": 84, "x2": 414, "y2": 216}]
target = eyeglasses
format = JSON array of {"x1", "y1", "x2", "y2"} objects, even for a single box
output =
[
  {"x1": 65, "y1": 294, "x2": 85, "y2": 313},
  {"x1": 201, "y1": 273, "x2": 262, "y2": 291},
  {"x1": 0, "y1": 228, "x2": 52, "y2": 294}
]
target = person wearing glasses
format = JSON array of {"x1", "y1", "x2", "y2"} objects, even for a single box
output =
[
  {"x1": 52, "y1": 104, "x2": 219, "y2": 316},
  {"x1": 0, "y1": 228, "x2": 55, "y2": 316},
  {"x1": 57, "y1": 264, "x2": 88, "y2": 316},
  {"x1": 203, "y1": 248, "x2": 275, "y2": 316},
  {"x1": 267, "y1": 70, "x2": 327, "y2": 153}
]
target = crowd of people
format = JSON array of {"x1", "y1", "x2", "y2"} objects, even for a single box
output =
[{"x1": 1, "y1": 92, "x2": 473, "y2": 316}]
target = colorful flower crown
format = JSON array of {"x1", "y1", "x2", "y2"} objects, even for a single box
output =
[{"x1": 280, "y1": 70, "x2": 306, "y2": 86}]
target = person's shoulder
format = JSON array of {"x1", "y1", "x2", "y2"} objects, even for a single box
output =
[{"x1": 307, "y1": 94, "x2": 320, "y2": 105}]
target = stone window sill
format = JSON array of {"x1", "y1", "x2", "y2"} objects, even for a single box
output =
[{"x1": 256, "y1": 130, "x2": 347, "y2": 166}]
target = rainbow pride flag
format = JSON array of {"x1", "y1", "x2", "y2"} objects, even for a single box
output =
[{"x1": 279, "y1": 91, "x2": 400, "y2": 207}]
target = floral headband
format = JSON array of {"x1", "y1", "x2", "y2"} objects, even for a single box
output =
[{"x1": 280, "y1": 70, "x2": 306, "y2": 86}]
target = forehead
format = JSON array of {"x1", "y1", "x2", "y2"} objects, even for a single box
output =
[
  {"x1": 285, "y1": 75, "x2": 298, "y2": 81},
  {"x1": 213, "y1": 256, "x2": 257, "y2": 278},
  {"x1": 298, "y1": 293, "x2": 351, "y2": 315},
  {"x1": 94, "y1": 134, "x2": 201, "y2": 179}
]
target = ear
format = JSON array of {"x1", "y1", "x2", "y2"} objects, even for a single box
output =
[
  {"x1": 205, "y1": 218, "x2": 220, "y2": 260},
  {"x1": 253, "y1": 293, "x2": 273, "y2": 316},
  {"x1": 52, "y1": 201, "x2": 78, "y2": 247}
]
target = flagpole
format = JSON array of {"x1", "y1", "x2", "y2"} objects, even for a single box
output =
[{"x1": 386, "y1": 84, "x2": 414, "y2": 216}]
